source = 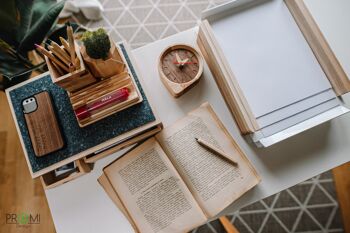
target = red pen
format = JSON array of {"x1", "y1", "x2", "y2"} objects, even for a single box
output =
[{"x1": 75, "y1": 87, "x2": 129, "y2": 120}]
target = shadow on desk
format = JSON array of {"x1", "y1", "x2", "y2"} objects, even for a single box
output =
[{"x1": 255, "y1": 122, "x2": 332, "y2": 173}]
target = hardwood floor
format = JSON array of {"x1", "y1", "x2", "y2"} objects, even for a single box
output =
[
  {"x1": 0, "y1": 92, "x2": 56, "y2": 233},
  {"x1": 333, "y1": 162, "x2": 350, "y2": 233}
]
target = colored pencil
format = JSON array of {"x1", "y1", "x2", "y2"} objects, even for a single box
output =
[
  {"x1": 195, "y1": 137, "x2": 238, "y2": 166},
  {"x1": 66, "y1": 23, "x2": 76, "y2": 66},
  {"x1": 35, "y1": 44, "x2": 69, "y2": 72},
  {"x1": 48, "y1": 39, "x2": 71, "y2": 62},
  {"x1": 47, "y1": 44, "x2": 70, "y2": 65},
  {"x1": 59, "y1": 36, "x2": 70, "y2": 53}
]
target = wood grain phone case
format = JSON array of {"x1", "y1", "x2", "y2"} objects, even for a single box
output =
[{"x1": 23, "y1": 91, "x2": 64, "y2": 157}]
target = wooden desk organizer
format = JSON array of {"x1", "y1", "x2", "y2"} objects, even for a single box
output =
[
  {"x1": 46, "y1": 40, "x2": 143, "y2": 127},
  {"x1": 41, "y1": 159, "x2": 92, "y2": 189},
  {"x1": 45, "y1": 42, "x2": 97, "y2": 93},
  {"x1": 69, "y1": 70, "x2": 142, "y2": 127},
  {"x1": 6, "y1": 42, "x2": 162, "y2": 190}
]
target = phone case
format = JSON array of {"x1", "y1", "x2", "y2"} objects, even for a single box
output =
[{"x1": 24, "y1": 91, "x2": 64, "y2": 157}]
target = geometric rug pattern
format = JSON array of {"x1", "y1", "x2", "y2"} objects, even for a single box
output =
[
  {"x1": 83, "y1": 0, "x2": 345, "y2": 232},
  {"x1": 193, "y1": 171, "x2": 344, "y2": 233},
  {"x1": 86, "y1": 0, "x2": 228, "y2": 48}
]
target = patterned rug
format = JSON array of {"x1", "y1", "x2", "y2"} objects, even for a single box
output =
[
  {"x1": 193, "y1": 171, "x2": 344, "y2": 233},
  {"x1": 80, "y1": 0, "x2": 345, "y2": 232}
]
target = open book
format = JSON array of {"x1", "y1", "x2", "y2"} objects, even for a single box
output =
[{"x1": 98, "y1": 103, "x2": 260, "y2": 233}]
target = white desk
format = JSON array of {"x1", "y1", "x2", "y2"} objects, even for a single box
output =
[
  {"x1": 45, "y1": 7, "x2": 350, "y2": 233},
  {"x1": 304, "y1": 0, "x2": 350, "y2": 79}
]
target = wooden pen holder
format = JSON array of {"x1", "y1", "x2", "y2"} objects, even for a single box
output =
[{"x1": 45, "y1": 42, "x2": 97, "y2": 93}]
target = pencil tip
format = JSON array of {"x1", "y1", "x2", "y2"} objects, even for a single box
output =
[{"x1": 195, "y1": 137, "x2": 198, "y2": 141}]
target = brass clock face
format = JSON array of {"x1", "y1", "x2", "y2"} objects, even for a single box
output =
[{"x1": 161, "y1": 46, "x2": 200, "y2": 84}]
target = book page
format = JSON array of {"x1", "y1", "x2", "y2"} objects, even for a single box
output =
[
  {"x1": 103, "y1": 138, "x2": 207, "y2": 233},
  {"x1": 156, "y1": 103, "x2": 260, "y2": 217}
]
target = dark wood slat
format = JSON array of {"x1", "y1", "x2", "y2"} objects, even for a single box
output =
[{"x1": 332, "y1": 162, "x2": 350, "y2": 233}]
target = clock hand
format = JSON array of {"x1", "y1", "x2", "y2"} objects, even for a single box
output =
[
  {"x1": 175, "y1": 53, "x2": 182, "y2": 64},
  {"x1": 181, "y1": 58, "x2": 189, "y2": 65}
]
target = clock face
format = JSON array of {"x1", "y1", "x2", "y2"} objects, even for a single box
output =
[{"x1": 161, "y1": 47, "x2": 200, "y2": 84}]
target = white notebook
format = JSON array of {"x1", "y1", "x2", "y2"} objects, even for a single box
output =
[{"x1": 201, "y1": 0, "x2": 349, "y2": 146}]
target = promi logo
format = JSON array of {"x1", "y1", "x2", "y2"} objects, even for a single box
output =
[{"x1": 6, "y1": 213, "x2": 40, "y2": 225}]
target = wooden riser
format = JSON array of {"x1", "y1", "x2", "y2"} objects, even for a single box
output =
[{"x1": 40, "y1": 159, "x2": 93, "y2": 190}]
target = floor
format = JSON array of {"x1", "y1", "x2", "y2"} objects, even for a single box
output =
[
  {"x1": 0, "y1": 0, "x2": 349, "y2": 232},
  {"x1": 0, "y1": 91, "x2": 56, "y2": 233}
]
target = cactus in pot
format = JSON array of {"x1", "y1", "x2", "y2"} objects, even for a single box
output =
[
  {"x1": 81, "y1": 28, "x2": 125, "y2": 80},
  {"x1": 82, "y1": 29, "x2": 110, "y2": 60}
]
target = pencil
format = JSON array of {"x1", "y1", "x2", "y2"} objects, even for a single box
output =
[
  {"x1": 75, "y1": 56, "x2": 81, "y2": 69},
  {"x1": 195, "y1": 137, "x2": 238, "y2": 166},
  {"x1": 66, "y1": 22, "x2": 76, "y2": 66},
  {"x1": 59, "y1": 36, "x2": 71, "y2": 54},
  {"x1": 48, "y1": 39, "x2": 71, "y2": 62},
  {"x1": 48, "y1": 44, "x2": 70, "y2": 65},
  {"x1": 51, "y1": 61, "x2": 64, "y2": 76},
  {"x1": 35, "y1": 44, "x2": 69, "y2": 72}
]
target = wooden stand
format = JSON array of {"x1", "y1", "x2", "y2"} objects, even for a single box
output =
[
  {"x1": 69, "y1": 71, "x2": 142, "y2": 127},
  {"x1": 40, "y1": 159, "x2": 93, "y2": 189},
  {"x1": 46, "y1": 42, "x2": 97, "y2": 93},
  {"x1": 81, "y1": 41, "x2": 125, "y2": 80},
  {"x1": 6, "y1": 43, "x2": 162, "y2": 191}
]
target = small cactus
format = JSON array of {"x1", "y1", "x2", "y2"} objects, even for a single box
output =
[{"x1": 81, "y1": 28, "x2": 111, "y2": 60}]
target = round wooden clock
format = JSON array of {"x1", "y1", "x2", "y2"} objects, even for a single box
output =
[{"x1": 158, "y1": 44, "x2": 204, "y2": 98}]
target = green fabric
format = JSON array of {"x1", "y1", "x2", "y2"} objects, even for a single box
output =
[{"x1": 0, "y1": 0, "x2": 64, "y2": 88}]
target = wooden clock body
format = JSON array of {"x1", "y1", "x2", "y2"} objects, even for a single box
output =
[{"x1": 158, "y1": 44, "x2": 204, "y2": 98}]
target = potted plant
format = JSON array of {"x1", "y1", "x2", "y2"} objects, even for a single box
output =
[
  {"x1": 80, "y1": 28, "x2": 125, "y2": 80},
  {"x1": 0, "y1": 0, "x2": 65, "y2": 90}
]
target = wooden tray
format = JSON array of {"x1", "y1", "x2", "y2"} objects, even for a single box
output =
[
  {"x1": 69, "y1": 71, "x2": 142, "y2": 127},
  {"x1": 197, "y1": 0, "x2": 350, "y2": 147},
  {"x1": 6, "y1": 42, "x2": 162, "y2": 179}
]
